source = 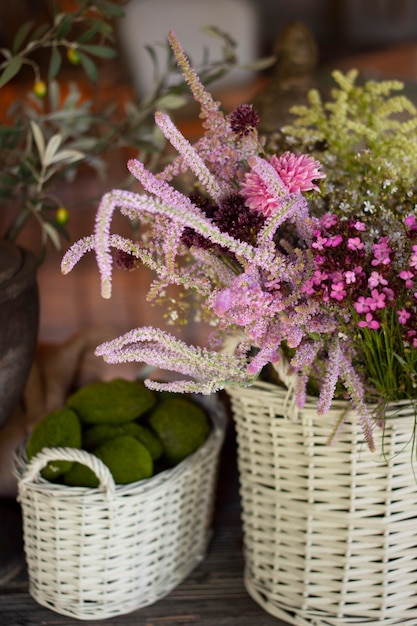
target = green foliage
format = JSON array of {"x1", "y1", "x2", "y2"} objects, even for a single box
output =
[
  {"x1": 281, "y1": 69, "x2": 417, "y2": 237},
  {"x1": 352, "y1": 307, "x2": 417, "y2": 403},
  {"x1": 0, "y1": 1, "x2": 243, "y2": 260}
]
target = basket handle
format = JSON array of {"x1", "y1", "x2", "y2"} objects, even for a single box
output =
[{"x1": 18, "y1": 446, "x2": 116, "y2": 497}]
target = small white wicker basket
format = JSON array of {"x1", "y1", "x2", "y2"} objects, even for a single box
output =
[
  {"x1": 227, "y1": 381, "x2": 417, "y2": 626},
  {"x1": 14, "y1": 395, "x2": 225, "y2": 621}
]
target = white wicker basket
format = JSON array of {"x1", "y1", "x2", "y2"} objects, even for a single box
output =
[
  {"x1": 227, "y1": 381, "x2": 417, "y2": 626},
  {"x1": 14, "y1": 395, "x2": 225, "y2": 621}
]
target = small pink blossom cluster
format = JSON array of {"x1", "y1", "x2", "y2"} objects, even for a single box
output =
[{"x1": 304, "y1": 213, "x2": 417, "y2": 343}]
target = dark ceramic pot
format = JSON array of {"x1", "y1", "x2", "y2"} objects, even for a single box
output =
[
  {"x1": 0, "y1": 240, "x2": 39, "y2": 427},
  {"x1": 0, "y1": 241, "x2": 39, "y2": 585}
]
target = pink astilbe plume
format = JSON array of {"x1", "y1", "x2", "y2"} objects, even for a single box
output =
[
  {"x1": 158, "y1": 31, "x2": 258, "y2": 186},
  {"x1": 95, "y1": 327, "x2": 252, "y2": 394}
]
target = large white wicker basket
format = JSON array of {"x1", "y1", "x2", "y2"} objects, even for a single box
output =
[
  {"x1": 227, "y1": 381, "x2": 417, "y2": 626},
  {"x1": 14, "y1": 395, "x2": 225, "y2": 621}
]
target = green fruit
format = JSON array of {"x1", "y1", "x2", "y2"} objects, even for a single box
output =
[
  {"x1": 67, "y1": 47, "x2": 81, "y2": 65},
  {"x1": 122, "y1": 422, "x2": 163, "y2": 461},
  {"x1": 62, "y1": 462, "x2": 99, "y2": 488},
  {"x1": 82, "y1": 424, "x2": 120, "y2": 450},
  {"x1": 26, "y1": 408, "x2": 82, "y2": 481},
  {"x1": 149, "y1": 398, "x2": 210, "y2": 465},
  {"x1": 82, "y1": 422, "x2": 163, "y2": 460},
  {"x1": 94, "y1": 435, "x2": 153, "y2": 484},
  {"x1": 33, "y1": 80, "x2": 47, "y2": 98},
  {"x1": 67, "y1": 378, "x2": 156, "y2": 425}
]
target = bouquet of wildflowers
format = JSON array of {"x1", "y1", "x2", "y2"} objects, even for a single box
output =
[{"x1": 62, "y1": 32, "x2": 417, "y2": 453}]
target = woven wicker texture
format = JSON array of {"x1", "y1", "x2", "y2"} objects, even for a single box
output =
[
  {"x1": 14, "y1": 395, "x2": 225, "y2": 621},
  {"x1": 227, "y1": 381, "x2": 417, "y2": 626}
]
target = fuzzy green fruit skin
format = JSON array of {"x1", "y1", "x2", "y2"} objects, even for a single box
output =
[
  {"x1": 83, "y1": 422, "x2": 163, "y2": 460},
  {"x1": 82, "y1": 424, "x2": 120, "y2": 450},
  {"x1": 67, "y1": 378, "x2": 156, "y2": 424},
  {"x1": 63, "y1": 462, "x2": 100, "y2": 488},
  {"x1": 94, "y1": 435, "x2": 153, "y2": 484},
  {"x1": 122, "y1": 422, "x2": 163, "y2": 460},
  {"x1": 26, "y1": 408, "x2": 82, "y2": 480},
  {"x1": 149, "y1": 398, "x2": 210, "y2": 465}
]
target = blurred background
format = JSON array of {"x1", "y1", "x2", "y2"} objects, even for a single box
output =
[
  {"x1": 2, "y1": 0, "x2": 417, "y2": 88},
  {"x1": 1, "y1": 0, "x2": 417, "y2": 362}
]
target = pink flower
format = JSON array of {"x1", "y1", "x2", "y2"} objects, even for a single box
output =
[
  {"x1": 240, "y1": 171, "x2": 283, "y2": 217},
  {"x1": 371, "y1": 237, "x2": 391, "y2": 266},
  {"x1": 400, "y1": 270, "x2": 414, "y2": 288},
  {"x1": 321, "y1": 213, "x2": 338, "y2": 228},
  {"x1": 405, "y1": 215, "x2": 417, "y2": 230},
  {"x1": 354, "y1": 296, "x2": 370, "y2": 314},
  {"x1": 409, "y1": 246, "x2": 417, "y2": 270},
  {"x1": 358, "y1": 313, "x2": 380, "y2": 330},
  {"x1": 352, "y1": 221, "x2": 366, "y2": 232},
  {"x1": 397, "y1": 308, "x2": 411, "y2": 324},
  {"x1": 330, "y1": 281, "x2": 346, "y2": 301},
  {"x1": 269, "y1": 152, "x2": 325, "y2": 194},
  {"x1": 382, "y1": 287, "x2": 395, "y2": 301},
  {"x1": 368, "y1": 271, "x2": 387, "y2": 288},
  {"x1": 344, "y1": 270, "x2": 356, "y2": 284},
  {"x1": 312, "y1": 235, "x2": 328, "y2": 251},
  {"x1": 240, "y1": 152, "x2": 324, "y2": 217},
  {"x1": 326, "y1": 234, "x2": 343, "y2": 248},
  {"x1": 347, "y1": 237, "x2": 364, "y2": 251},
  {"x1": 366, "y1": 289, "x2": 386, "y2": 311}
]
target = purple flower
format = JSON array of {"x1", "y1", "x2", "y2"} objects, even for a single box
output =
[{"x1": 229, "y1": 104, "x2": 260, "y2": 136}]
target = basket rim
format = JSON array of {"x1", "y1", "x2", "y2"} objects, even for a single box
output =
[
  {"x1": 14, "y1": 392, "x2": 226, "y2": 498},
  {"x1": 226, "y1": 380, "x2": 417, "y2": 415}
]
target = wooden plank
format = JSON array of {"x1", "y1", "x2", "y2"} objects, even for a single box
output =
[{"x1": 0, "y1": 522, "x2": 290, "y2": 626}]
